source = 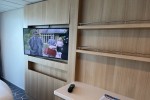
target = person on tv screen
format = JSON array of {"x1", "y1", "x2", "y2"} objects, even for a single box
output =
[
  {"x1": 29, "y1": 30, "x2": 43, "y2": 56},
  {"x1": 61, "y1": 34, "x2": 69, "y2": 60},
  {"x1": 45, "y1": 36, "x2": 57, "y2": 57},
  {"x1": 56, "y1": 37, "x2": 64, "y2": 58}
]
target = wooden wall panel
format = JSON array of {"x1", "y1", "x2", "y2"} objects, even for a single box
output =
[
  {"x1": 112, "y1": 59, "x2": 139, "y2": 98},
  {"x1": 78, "y1": 29, "x2": 150, "y2": 57},
  {"x1": 78, "y1": 30, "x2": 123, "y2": 52},
  {"x1": 101, "y1": 0, "x2": 126, "y2": 23},
  {"x1": 137, "y1": 30, "x2": 150, "y2": 55},
  {"x1": 79, "y1": 0, "x2": 104, "y2": 23},
  {"x1": 26, "y1": 70, "x2": 38, "y2": 100},
  {"x1": 45, "y1": 0, "x2": 70, "y2": 24},
  {"x1": 120, "y1": 30, "x2": 139, "y2": 54},
  {"x1": 80, "y1": 0, "x2": 126, "y2": 23},
  {"x1": 26, "y1": 58, "x2": 67, "y2": 100},
  {"x1": 28, "y1": 61, "x2": 67, "y2": 81},
  {"x1": 76, "y1": 54, "x2": 150, "y2": 99},
  {"x1": 26, "y1": 69, "x2": 66, "y2": 100},
  {"x1": 125, "y1": 0, "x2": 146, "y2": 21},
  {"x1": 134, "y1": 63, "x2": 150, "y2": 100},
  {"x1": 24, "y1": 0, "x2": 69, "y2": 26},
  {"x1": 79, "y1": 0, "x2": 150, "y2": 24},
  {"x1": 37, "y1": 72, "x2": 50, "y2": 100},
  {"x1": 24, "y1": 1, "x2": 46, "y2": 25},
  {"x1": 143, "y1": 0, "x2": 150, "y2": 20}
]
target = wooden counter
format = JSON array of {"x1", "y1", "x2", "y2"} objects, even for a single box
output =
[{"x1": 54, "y1": 82, "x2": 134, "y2": 100}]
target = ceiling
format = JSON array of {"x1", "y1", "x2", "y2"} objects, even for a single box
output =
[{"x1": 0, "y1": 0, "x2": 44, "y2": 13}]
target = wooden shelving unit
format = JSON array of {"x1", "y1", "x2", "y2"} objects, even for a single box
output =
[
  {"x1": 69, "y1": 0, "x2": 150, "y2": 100},
  {"x1": 78, "y1": 23, "x2": 150, "y2": 29},
  {"x1": 76, "y1": 49, "x2": 150, "y2": 63},
  {"x1": 77, "y1": 23, "x2": 150, "y2": 63}
]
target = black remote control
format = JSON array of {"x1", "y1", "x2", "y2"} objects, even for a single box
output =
[
  {"x1": 68, "y1": 84, "x2": 75, "y2": 93},
  {"x1": 104, "y1": 94, "x2": 120, "y2": 100}
]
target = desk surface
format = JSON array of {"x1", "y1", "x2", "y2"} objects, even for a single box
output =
[{"x1": 54, "y1": 82, "x2": 134, "y2": 100}]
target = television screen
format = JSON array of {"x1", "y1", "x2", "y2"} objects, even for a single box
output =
[{"x1": 23, "y1": 28, "x2": 69, "y2": 62}]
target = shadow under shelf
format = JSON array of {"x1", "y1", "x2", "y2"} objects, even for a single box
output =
[{"x1": 76, "y1": 47, "x2": 150, "y2": 63}]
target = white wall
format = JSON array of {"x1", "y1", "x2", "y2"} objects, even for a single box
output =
[{"x1": 1, "y1": 8, "x2": 25, "y2": 89}]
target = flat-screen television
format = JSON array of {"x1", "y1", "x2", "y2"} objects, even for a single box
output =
[{"x1": 23, "y1": 28, "x2": 69, "y2": 62}]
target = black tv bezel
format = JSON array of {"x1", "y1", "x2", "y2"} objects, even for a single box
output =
[{"x1": 23, "y1": 27, "x2": 69, "y2": 63}]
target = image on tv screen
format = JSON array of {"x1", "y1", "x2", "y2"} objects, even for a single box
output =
[{"x1": 23, "y1": 28, "x2": 69, "y2": 61}]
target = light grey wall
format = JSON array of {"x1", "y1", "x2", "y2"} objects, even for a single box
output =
[
  {"x1": 0, "y1": 13, "x2": 2, "y2": 79},
  {"x1": 1, "y1": 8, "x2": 25, "y2": 89}
]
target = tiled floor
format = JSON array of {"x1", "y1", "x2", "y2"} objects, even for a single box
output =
[{"x1": 2, "y1": 79, "x2": 29, "y2": 100}]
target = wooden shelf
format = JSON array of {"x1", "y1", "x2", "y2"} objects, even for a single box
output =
[
  {"x1": 76, "y1": 49, "x2": 150, "y2": 62},
  {"x1": 54, "y1": 81, "x2": 134, "y2": 100},
  {"x1": 28, "y1": 56, "x2": 68, "y2": 71},
  {"x1": 78, "y1": 23, "x2": 150, "y2": 29}
]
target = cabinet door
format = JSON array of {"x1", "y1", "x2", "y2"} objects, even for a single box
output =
[
  {"x1": 25, "y1": 70, "x2": 38, "y2": 100},
  {"x1": 45, "y1": 0, "x2": 70, "y2": 24},
  {"x1": 26, "y1": 69, "x2": 66, "y2": 100},
  {"x1": 24, "y1": 1, "x2": 46, "y2": 26}
]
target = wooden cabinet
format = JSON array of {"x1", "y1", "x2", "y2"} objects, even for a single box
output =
[
  {"x1": 25, "y1": 57, "x2": 67, "y2": 100},
  {"x1": 24, "y1": 1, "x2": 70, "y2": 100},
  {"x1": 24, "y1": 0, "x2": 69, "y2": 26},
  {"x1": 45, "y1": 0, "x2": 70, "y2": 24},
  {"x1": 26, "y1": 69, "x2": 66, "y2": 100},
  {"x1": 25, "y1": 70, "x2": 38, "y2": 100},
  {"x1": 24, "y1": 1, "x2": 46, "y2": 25},
  {"x1": 24, "y1": 0, "x2": 150, "y2": 100}
]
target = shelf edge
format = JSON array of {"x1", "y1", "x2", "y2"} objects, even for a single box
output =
[
  {"x1": 76, "y1": 49, "x2": 150, "y2": 62},
  {"x1": 78, "y1": 23, "x2": 150, "y2": 29}
]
